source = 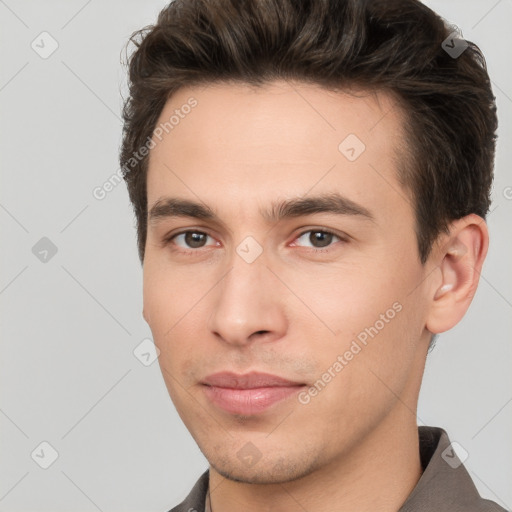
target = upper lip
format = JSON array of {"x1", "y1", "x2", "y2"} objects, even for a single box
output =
[{"x1": 202, "y1": 371, "x2": 304, "y2": 389}]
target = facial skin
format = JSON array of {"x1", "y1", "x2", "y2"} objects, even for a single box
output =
[{"x1": 143, "y1": 81, "x2": 488, "y2": 512}]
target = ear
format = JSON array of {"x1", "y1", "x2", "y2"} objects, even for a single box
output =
[{"x1": 425, "y1": 214, "x2": 489, "y2": 334}]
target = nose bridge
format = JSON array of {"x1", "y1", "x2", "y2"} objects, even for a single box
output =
[{"x1": 207, "y1": 243, "x2": 286, "y2": 345}]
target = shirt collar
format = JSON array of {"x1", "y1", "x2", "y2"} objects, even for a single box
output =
[{"x1": 399, "y1": 426, "x2": 500, "y2": 511}]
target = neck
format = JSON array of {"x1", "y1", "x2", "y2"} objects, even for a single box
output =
[{"x1": 208, "y1": 406, "x2": 423, "y2": 512}]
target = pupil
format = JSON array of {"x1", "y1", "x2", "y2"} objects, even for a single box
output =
[
  {"x1": 186, "y1": 232, "x2": 205, "y2": 248},
  {"x1": 312, "y1": 231, "x2": 331, "y2": 248}
]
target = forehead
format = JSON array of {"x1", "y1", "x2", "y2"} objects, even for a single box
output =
[
  {"x1": 146, "y1": 80, "x2": 411, "y2": 225},
  {"x1": 150, "y1": 80, "x2": 404, "y2": 163}
]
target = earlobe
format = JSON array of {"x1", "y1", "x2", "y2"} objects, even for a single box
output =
[{"x1": 425, "y1": 214, "x2": 489, "y2": 334}]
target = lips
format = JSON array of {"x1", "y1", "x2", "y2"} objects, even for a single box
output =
[
  {"x1": 201, "y1": 371, "x2": 306, "y2": 415},
  {"x1": 202, "y1": 371, "x2": 303, "y2": 389}
]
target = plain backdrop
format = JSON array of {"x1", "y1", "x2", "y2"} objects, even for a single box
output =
[{"x1": 1, "y1": 0, "x2": 511, "y2": 511}]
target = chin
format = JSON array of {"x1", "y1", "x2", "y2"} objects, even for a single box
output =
[{"x1": 207, "y1": 451, "x2": 322, "y2": 485}]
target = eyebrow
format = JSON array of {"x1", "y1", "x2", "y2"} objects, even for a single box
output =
[{"x1": 147, "y1": 192, "x2": 375, "y2": 226}]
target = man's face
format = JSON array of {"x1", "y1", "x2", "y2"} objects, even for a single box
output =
[{"x1": 143, "y1": 81, "x2": 433, "y2": 483}]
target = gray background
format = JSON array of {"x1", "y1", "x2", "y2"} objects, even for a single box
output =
[{"x1": 0, "y1": 0, "x2": 511, "y2": 510}]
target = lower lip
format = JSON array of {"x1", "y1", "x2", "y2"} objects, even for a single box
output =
[{"x1": 202, "y1": 385, "x2": 305, "y2": 415}]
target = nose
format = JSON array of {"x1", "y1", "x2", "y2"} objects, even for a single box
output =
[{"x1": 206, "y1": 250, "x2": 288, "y2": 348}]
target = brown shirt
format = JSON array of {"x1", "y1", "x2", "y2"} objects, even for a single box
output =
[{"x1": 168, "y1": 426, "x2": 507, "y2": 512}]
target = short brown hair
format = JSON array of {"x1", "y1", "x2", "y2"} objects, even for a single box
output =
[{"x1": 120, "y1": 0, "x2": 498, "y2": 264}]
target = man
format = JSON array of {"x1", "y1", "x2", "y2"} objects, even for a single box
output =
[{"x1": 119, "y1": 0, "x2": 504, "y2": 510}]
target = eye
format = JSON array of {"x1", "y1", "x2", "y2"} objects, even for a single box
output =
[
  {"x1": 167, "y1": 230, "x2": 217, "y2": 250},
  {"x1": 292, "y1": 229, "x2": 344, "y2": 250},
  {"x1": 164, "y1": 228, "x2": 346, "y2": 254}
]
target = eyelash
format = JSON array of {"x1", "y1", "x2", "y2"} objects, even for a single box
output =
[{"x1": 163, "y1": 228, "x2": 346, "y2": 255}]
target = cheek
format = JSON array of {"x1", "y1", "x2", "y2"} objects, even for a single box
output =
[
  {"x1": 142, "y1": 258, "x2": 214, "y2": 373},
  {"x1": 308, "y1": 302, "x2": 420, "y2": 433},
  {"x1": 277, "y1": 255, "x2": 410, "y2": 341},
  {"x1": 296, "y1": 257, "x2": 424, "y2": 396},
  {"x1": 143, "y1": 262, "x2": 168, "y2": 334},
  {"x1": 143, "y1": 254, "x2": 194, "y2": 328},
  {"x1": 143, "y1": 258, "x2": 185, "y2": 354}
]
